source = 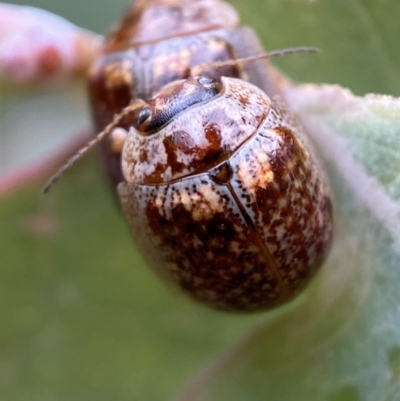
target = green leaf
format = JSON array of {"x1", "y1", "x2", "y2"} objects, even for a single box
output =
[{"x1": 1, "y1": 1, "x2": 400, "y2": 401}]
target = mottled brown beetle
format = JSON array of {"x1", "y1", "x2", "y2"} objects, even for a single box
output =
[
  {"x1": 117, "y1": 75, "x2": 333, "y2": 312},
  {"x1": 45, "y1": 0, "x2": 333, "y2": 312}
]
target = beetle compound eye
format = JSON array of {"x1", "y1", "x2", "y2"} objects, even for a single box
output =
[
  {"x1": 198, "y1": 76, "x2": 214, "y2": 85},
  {"x1": 136, "y1": 107, "x2": 152, "y2": 131},
  {"x1": 197, "y1": 75, "x2": 220, "y2": 90},
  {"x1": 136, "y1": 76, "x2": 222, "y2": 134}
]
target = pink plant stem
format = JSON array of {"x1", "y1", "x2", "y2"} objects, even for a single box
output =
[{"x1": 0, "y1": 3, "x2": 101, "y2": 86}]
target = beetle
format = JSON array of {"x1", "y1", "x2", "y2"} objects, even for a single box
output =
[
  {"x1": 117, "y1": 75, "x2": 333, "y2": 312},
  {"x1": 45, "y1": 0, "x2": 333, "y2": 312}
]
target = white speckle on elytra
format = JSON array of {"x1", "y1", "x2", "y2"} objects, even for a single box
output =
[
  {"x1": 180, "y1": 190, "x2": 192, "y2": 210},
  {"x1": 199, "y1": 184, "x2": 223, "y2": 211}
]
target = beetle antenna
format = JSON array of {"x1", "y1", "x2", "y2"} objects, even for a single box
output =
[
  {"x1": 41, "y1": 100, "x2": 145, "y2": 194},
  {"x1": 192, "y1": 46, "x2": 319, "y2": 76}
]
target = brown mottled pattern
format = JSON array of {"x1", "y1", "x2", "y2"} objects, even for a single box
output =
[
  {"x1": 119, "y1": 178, "x2": 284, "y2": 311},
  {"x1": 88, "y1": 0, "x2": 274, "y2": 197},
  {"x1": 119, "y1": 78, "x2": 333, "y2": 312},
  {"x1": 103, "y1": 0, "x2": 238, "y2": 50},
  {"x1": 89, "y1": 32, "x2": 244, "y2": 193},
  {"x1": 121, "y1": 78, "x2": 269, "y2": 185}
]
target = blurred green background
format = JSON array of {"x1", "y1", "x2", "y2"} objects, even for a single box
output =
[{"x1": 1, "y1": 1, "x2": 400, "y2": 401}]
